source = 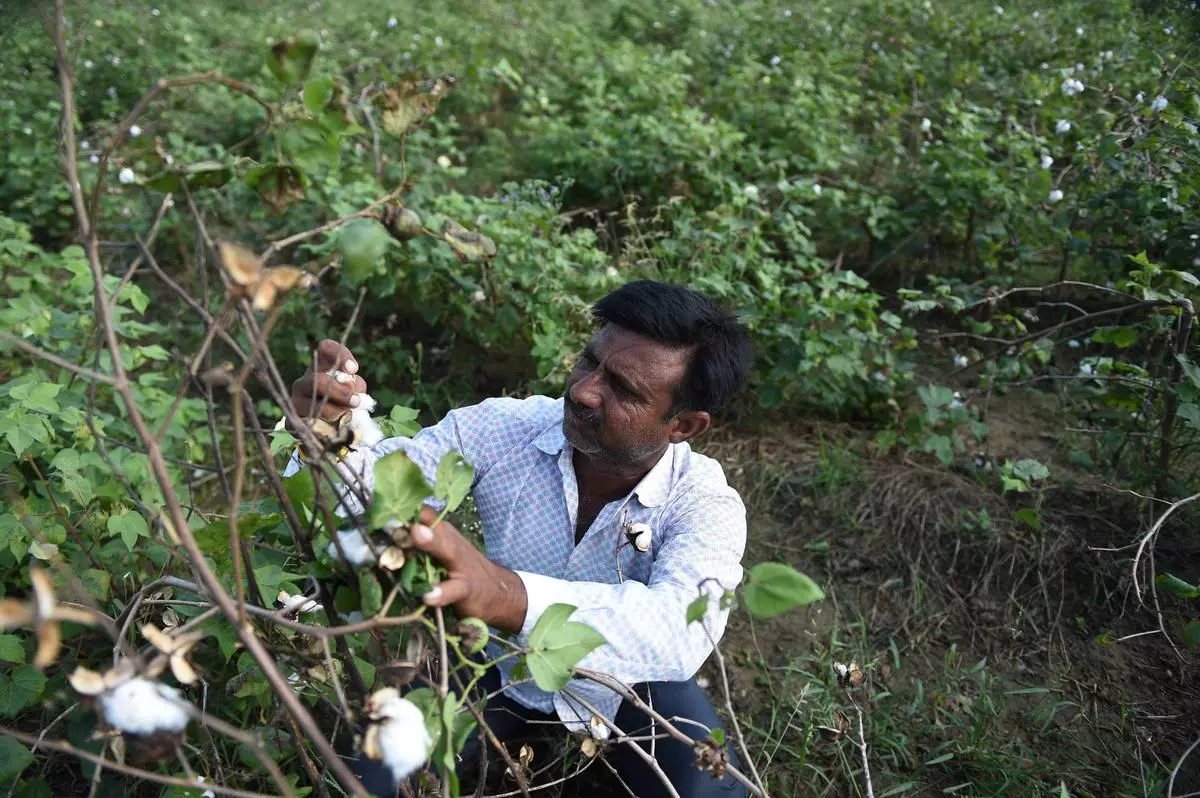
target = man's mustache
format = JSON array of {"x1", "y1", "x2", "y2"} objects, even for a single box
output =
[{"x1": 564, "y1": 396, "x2": 600, "y2": 426}]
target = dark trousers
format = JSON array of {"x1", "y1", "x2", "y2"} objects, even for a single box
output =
[{"x1": 355, "y1": 671, "x2": 748, "y2": 798}]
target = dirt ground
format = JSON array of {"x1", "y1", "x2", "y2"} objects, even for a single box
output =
[{"x1": 692, "y1": 404, "x2": 1200, "y2": 797}]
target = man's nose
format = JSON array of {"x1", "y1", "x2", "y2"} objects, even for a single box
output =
[{"x1": 569, "y1": 371, "x2": 602, "y2": 409}]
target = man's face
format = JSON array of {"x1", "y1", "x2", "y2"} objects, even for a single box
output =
[{"x1": 562, "y1": 325, "x2": 693, "y2": 467}]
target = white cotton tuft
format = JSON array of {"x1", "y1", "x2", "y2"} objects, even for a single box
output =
[
  {"x1": 1048, "y1": 189, "x2": 1064, "y2": 203},
  {"x1": 118, "y1": 168, "x2": 136, "y2": 185},
  {"x1": 920, "y1": 117, "x2": 932, "y2": 132},
  {"x1": 372, "y1": 693, "x2": 433, "y2": 783},
  {"x1": 328, "y1": 528, "x2": 378, "y2": 568},
  {"x1": 1151, "y1": 95, "x2": 1169, "y2": 112},
  {"x1": 589, "y1": 715, "x2": 611, "y2": 741},
  {"x1": 100, "y1": 678, "x2": 190, "y2": 735},
  {"x1": 1040, "y1": 154, "x2": 1054, "y2": 169},
  {"x1": 348, "y1": 394, "x2": 384, "y2": 447},
  {"x1": 1055, "y1": 120, "x2": 1072, "y2": 134},
  {"x1": 953, "y1": 354, "x2": 969, "y2": 368}
]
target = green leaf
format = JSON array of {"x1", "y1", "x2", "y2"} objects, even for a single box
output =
[
  {"x1": 3, "y1": 413, "x2": 49, "y2": 455},
  {"x1": 107, "y1": 510, "x2": 147, "y2": 550},
  {"x1": 1014, "y1": 507, "x2": 1041, "y2": 530},
  {"x1": 686, "y1": 595, "x2": 708, "y2": 625},
  {"x1": 80, "y1": 569, "x2": 111, "y2": 601},
  {"x1": 1184, "y1": 619, "x2": 1200, "y2": 648},
  {"x1": 1098, "y1": 136, "x2": 1120, "y2": 160},
  {"x1": 353, "y1": 656, "x2": 376, "y2": 688},
  {"x1": 0, "y1": 736, "x2": 33, "y2": 782},
  {"x1": 917, "y1": 384, "x2": 956, "y2": 409},
  {"x1": 434, "y1": 451, "x2": 474, "y2": 513},
  {"x1": 1011, "y1": 459, "x2": 1050, "y2": 482},
  {"x1": 1177, "y1": 404, "x2": 1200, "y2": 433},
  {"x1": 359, "y1": 571, "x2": 383, "y2": 617},
  {"x1": 0, "y1": 635, "x2": 24, "y2": 664},
  {"x1": 1156, "y1": 573, "x2": 1200, "y2": 600},
  {"x1": 1091, "y1": 326, "x2": 1137, "y2": 349},
  {"x1": 742, "y1": 562, "x2": 825, "y2": 619},
  {"x1": 0, "y1": 665, "x2": 47, "y2": 716},
  {"x1": 381, "y1": 406, "x2": 421, "y2": 438},
  {"x1": 304, "y1": 76, "x2": 335, "y2": 114},
  {"x1": 370, "y1": 451, "x2": 433, "y2": 528},
  {"x1": 1178, "y1": 355, "x2": 1200, "y2": 390},
  {"x1": 526, "y1": 603, "x2": 607, "y2": 692},
  {"x1": 10, "y1": 382, "x2": 60, "y2": 414},
  {"x1": 141, "y1": 161, "x2": 232, "y2": 193},
  {"x1": 924, "y1": 434, "x2": 954, "y2": 466},
  {"x1": 284, "y1": 470, "x2": 316, "y2": 525},
  {"x1": 709, "y1": 728, "x2": 726, "y2": 747},
  {"x1": 266, "y1": 30, "x2": 319, "y2": 84}
]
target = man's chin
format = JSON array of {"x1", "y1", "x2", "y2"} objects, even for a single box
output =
[{"x1": 562, "y1": 414, "x2": 600, "y2": 453}]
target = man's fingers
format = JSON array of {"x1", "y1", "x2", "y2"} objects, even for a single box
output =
[
  {"x1": 410, "y1": 517, "x2": 462, "y2": 569},
  {"x1": 314, "y1": 339, "x2": 358, "y2": 374},
  {"x1": 423, "y1": 578, "x2": 469, "y2": 608},
  {"x1": 294, "y1": 373, "x2": 366, "y2": 417}
]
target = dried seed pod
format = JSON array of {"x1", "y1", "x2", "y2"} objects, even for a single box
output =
[
  {"x1": 451, "y1": 617, "x2": 489, "y2": 655},
  {"x1": 440, "y1": 218, "x2": 497, "y2": 263}
]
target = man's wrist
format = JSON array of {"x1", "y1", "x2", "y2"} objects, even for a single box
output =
[{"x1": 485, "y1": 563, "x2": 528, "y2": 634}]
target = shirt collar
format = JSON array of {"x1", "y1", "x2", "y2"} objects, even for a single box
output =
[{"x1": 533, "y1": 419, "x2": 674, "y2": 508}]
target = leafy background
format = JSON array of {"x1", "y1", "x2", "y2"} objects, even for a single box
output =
[{"x1": 1, "y1": 0, "x2": 1199, "y2": 795}]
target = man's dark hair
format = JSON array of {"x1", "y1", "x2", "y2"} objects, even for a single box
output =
[{"x1": 592, "y1": 280, "x2": 752, "y2": 416}]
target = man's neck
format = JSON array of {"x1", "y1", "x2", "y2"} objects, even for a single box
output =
[{"x1": 572, "y1": 445, "x2": 666, "y2": 504}]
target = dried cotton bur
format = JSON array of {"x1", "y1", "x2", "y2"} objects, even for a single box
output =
[
  {"x1": 505, "y1": 744, "x2": 535, "y2": 783},
  {"x1": 68, "y1": 661, "x2": 194, "y2": 761},
  {"x1": 624, "y1": 522, "x2": 653, "y2": 553},
  {"x1": 0, "y1": 566, "x2": 98, "y2": 668},
  {"x1": 360, "y1": 688, "x2": 434, "y2": 783},
  {"x1": 834, "y1": 661, "x2": 866, "y2": 689},
  {"x1": 579, "y1": 714, "x2": 611, "y2": 758},
  {"x1": 217, "y1": 241, "x2": 316, "y2": 312}
]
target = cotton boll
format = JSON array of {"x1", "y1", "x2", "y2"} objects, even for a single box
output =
[
  {"x1": 1151, "y1": 95, "x2": 1168, "y2": 112},
  {"x1": 1067, "y1": 339, "x2": 1081, "y2": 349},
  {"x1": 626, "y1": 523, "x2": 652, "y2": 553},
  {"x1": 100, "y1": 678, "x2": 190, "y2": 735},
  {"x1": 1079, "y1": 363, "x2": 1094, "y2": 376},
  {"x1": 348, "y1": 394, "x2": 384, "y2": 448},
  {"x1": 1049, "y1": 189, "x2": 1064, "y2": 203},
  {"x1": 953, "y1": 354, "x2": 969, "y2": 368},
  {"x1": 1055, "y1": 120, "x2": 1072, "y2": 134},
  {"x1": 363, "y1": 690, "x2": 433, "y2": 784},
  {"x1": 920, "y1": 117, "x2": 932, "y2": 132},
  {"x1": 118, "y1": 168, "x2": 136, "y2": 184},
  {"x1": 1040, "y1": 154, "x2": 1053, "y2": 169},
  {"x1": 589, "y1": 715, "x2": 611, "y2": 741},
  {"x1": 328, "y1": 528, "x2": 378, "y2": 568}
]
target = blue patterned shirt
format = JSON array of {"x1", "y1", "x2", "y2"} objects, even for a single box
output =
[{"x1": 296, "y1": 395, "x2": 746, "y2": 729}]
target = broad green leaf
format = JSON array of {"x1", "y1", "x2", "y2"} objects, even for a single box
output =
[
  {"x1": 284, "y1": 470, "x2": 316, "y2": 524},
  {"x1": 742, "y1": 562, "x2": 825, "y2": 619},
  {"x1": 304, "y1": 75, "x2": 335, "y2": 114},
  {"x1": 917, "y1": 384, "x2": 957, "y2": 409},
  {"x1": 28, "y1": 541, "x2": 58, "y2": 560},
  {"x1": 0, "y1": 635, "x2": 24, "y2": 664},
  {"x1": 370, "y1": 451, "x2": 432, "y2": 528},
  {"x1": 3, "y1": 413, "x2": 50, "y2": 455},
  {"x1": 359, "y1": 571, "x2": 383, "y2": 616},
  {"x1": 107, "y1": 510, "x2": 147, "y2": 550},
  {"x1": 1156, "y1": 573, "x2": 1200, "y2": 600},
  {"x1": 0, "y1": 736, "x2": 32, "y2": 782},
  {"x1": 381, "y1": 405, "x2": 421, "y2": 438},
  {"x1": 434, "y1": 451, "x2": 474, "y2": 513},
  {"x1": 1014, "y1": 507, "x2": 1041, "y2": 530},
  {"x1": 1178, "y1": 404, "x2": 1200, "y2": 433},
  {"x1": 1011, "y1": 459, "x2": 1050, "y2": 482},
  {"x1": 526, "y1": 603, "x2": 607, "y2": 692},
  {"x1": 80, "y1": 569, "x2": 111, "y2": 601},
  {"x1": 10, "y1": 382, "x2": 60, "y2": 414},
  {"x1": 0, "y1": 665, "x2": 46, "y2": 716},
  {"x1": 686, "y1": 595, "x2": 708, "y2": 625},
  {"x1": 353, "y1": 656, "x2": 376, "y2": 688},
  {"x1": 709, "y1": 728, "x2": 726, "y2": 747},
  {"x1": 1177, "y1": 355, "x2": 1200, "y2": 390}
]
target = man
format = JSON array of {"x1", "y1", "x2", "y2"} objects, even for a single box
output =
[{"x1": 290, "y1": 281, "x2": 751, "y2": 797}]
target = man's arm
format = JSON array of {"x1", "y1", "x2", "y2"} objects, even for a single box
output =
[{"x1": 412, "y1": 491, "x2": 746, "y2": 683}]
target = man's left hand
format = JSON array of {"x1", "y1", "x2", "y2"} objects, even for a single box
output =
[{"x1": 409, "y1": 507, "x2": 529, "y2": 634}]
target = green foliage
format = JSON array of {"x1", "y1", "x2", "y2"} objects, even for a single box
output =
[
  {"x1": 524, "y1": 603, "x2": 607, "y2": 692},
  {"x1": 741, "y1": 562, "x2": 826, "y2": 619}
]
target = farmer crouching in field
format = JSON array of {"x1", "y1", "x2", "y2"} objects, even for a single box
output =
[{"x1": 288, "y1": 281, "x2": 751, "y2": 797}]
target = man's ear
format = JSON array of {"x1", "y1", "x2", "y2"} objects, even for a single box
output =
[{"x1": 668, "y1": 410, "x2": 710, "y2": 443}]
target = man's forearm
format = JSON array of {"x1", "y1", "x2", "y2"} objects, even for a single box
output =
[{"x1": 481, "y1": 563, "x2": 528, "y2": 634}]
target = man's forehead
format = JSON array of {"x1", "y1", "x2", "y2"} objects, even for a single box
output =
[{"x1": 588, "y1": 325, "x2": 690, "y2": 386}]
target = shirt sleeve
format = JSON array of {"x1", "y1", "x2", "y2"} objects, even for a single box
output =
[{"x1": 513, "y1": 490, "x2": 746, "y2": 728}]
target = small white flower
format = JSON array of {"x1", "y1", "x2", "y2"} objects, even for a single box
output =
[
  {"x1": 327, "y1": 528, "x2": 378, "y2": 568},
  {"x1": 436, "y1": 154, "x2": 452, "y2": 169},
  {"x1": 387, "y1": 16, "x2": 397, "y2": 27},
  {"x1": 129, "y1": 124, "x2": 142, "y2": 137},
  {"x1": 151, "y1": 7, "x2": 160, "y2": 15},
  {"x1": 1067, "y1": 339, "x2": 1081, "y2": 349},
  {"x1": 89, "y1": 154, "x2": 100, "y2": 165},
  {"x1": 627, "y1": 522, "x2": 653, "y2": 553},
  {"x1": 742, "y1": 184, "x2": 759, "y2": 200},
  {"x1": 812, "y1": 182, "x2": 822, "y2": 196},
  {"x1": 470, "y1": 289, "x2": 487, "y2": 304},
  {"x1": 1151, "y1": 95, "x2": 1169, "y2": 112},
  {"x1": 100, "y1": 677, "x2": 191, "y2": 735},
  {"x1": 1048, "y1": 189, "x2": 1064, "y2": 203},
  {"x1": 1079, "y1": 363, "x2": 1094, "y2": 376},
  {"x1": 993, "y1": 5, "x2": 1003, "y2": 14},
  {"x1": 1040, "y1": 154, "x2": 1053, "y2": 169},
  {"x1": 362, "y1": 689, "x2": 434, "y2": 784},
  {"x1": 1055, "y1": 119, "x2": 1072, "y2": 134},
  {"x1": 920, "y1": 117, "x2": 932, "y2": 132},
  {"x1": 605, "y1": 266, "x2": 619, "y2": 279},
  {"x1": 118, "y1": 168, "x2": 136, "y2": 185},
  {"x1": 83, "y1": 59, "x2": 94, "y2": 69},
  {"x1": 1075, "y1": 26, "x2": 1083, "y2": 36},
  {"x1": 953, "y1": 354, "x2": 969, "y2": 368}
]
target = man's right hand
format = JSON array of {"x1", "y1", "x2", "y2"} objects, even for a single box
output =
[{"x1": 289, "y1": 339, "x2": 368, "y2": 421}]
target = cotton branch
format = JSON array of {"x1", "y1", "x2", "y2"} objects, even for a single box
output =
[{"x1": 47, "y1": 5, "x2": 367, "y2": 794}]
